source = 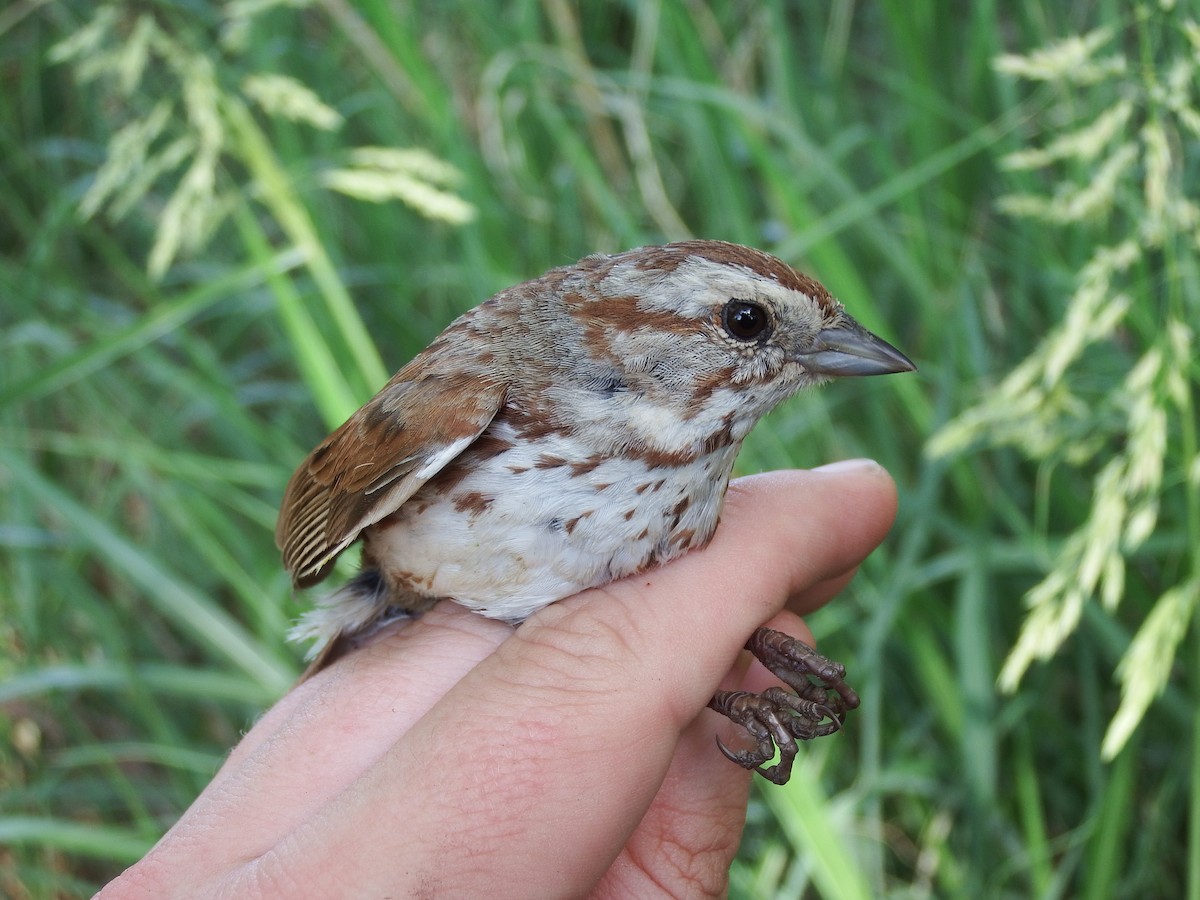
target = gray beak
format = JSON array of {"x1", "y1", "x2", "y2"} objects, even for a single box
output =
[{"x1": 796, "y1": 318, "x2": 916, "y2": 377}]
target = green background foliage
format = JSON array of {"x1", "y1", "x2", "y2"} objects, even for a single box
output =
[{"x1": 2, "y1": 1, "x2": 1197, "y2": 896}]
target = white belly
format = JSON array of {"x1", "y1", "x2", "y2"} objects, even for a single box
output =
[{"x1": 364, "y1": 427, "x2": 739, "y2": 621}]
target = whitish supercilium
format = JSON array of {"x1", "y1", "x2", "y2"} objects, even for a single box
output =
[{"x1": 276, "y1": 240, "x2": 915, "y2": 784}]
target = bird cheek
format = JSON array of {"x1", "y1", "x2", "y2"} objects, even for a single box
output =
[
  {"x1": 729, "y1": 363, "x2": 760, "y2": 387},
  {"x1": 735, "y1": 348, "x2": 786, "y2": 386}
]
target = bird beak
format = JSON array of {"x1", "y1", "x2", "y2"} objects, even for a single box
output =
[{"x1": 795, "y1": 317, "x2": 916, "y2": 377}]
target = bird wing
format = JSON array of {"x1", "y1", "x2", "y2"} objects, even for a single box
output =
[{"x1": 275, "y1": 359, "x2": 507, "y2": 588}]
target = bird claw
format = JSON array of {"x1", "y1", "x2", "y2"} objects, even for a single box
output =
[{"x1": 708, "y1": 627, "x2": 859, "y2": 785}]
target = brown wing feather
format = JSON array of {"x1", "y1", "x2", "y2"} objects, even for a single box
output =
[{"x1": 276, "y1": 351, "x2": 507, "y2": 587}]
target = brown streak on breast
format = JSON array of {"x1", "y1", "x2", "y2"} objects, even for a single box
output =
[
  {"x1": 570, "y1": 455, "x2": 605, "y2": 476},
  {"x1": 670, "y1": 528, "x2": 697, "y2": 549},
  {"x1": 504, "y1": 402, "x2": 573, "y2": 442},
  {"x1": 564, "y1": 510, "x2": 594, "y2": 535},
  {"x1": 453, "y1": 491, "x2": 493, "y2": 514},
  {"x1": 627, "y1": 410, "x2": 740, "y2": 467}
]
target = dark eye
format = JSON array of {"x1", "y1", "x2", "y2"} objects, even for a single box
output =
[{"x1": 722, "y1": 300, "x2": 772, "y2": 342}]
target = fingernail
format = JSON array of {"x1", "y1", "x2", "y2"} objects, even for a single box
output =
[{"x1": 813, "y1": 458, "x2": 882, "y2": 474}]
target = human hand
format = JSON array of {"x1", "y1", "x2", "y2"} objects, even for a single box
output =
[{"x1": 101, "y1": 462, "x2": 897, "y2": 898}]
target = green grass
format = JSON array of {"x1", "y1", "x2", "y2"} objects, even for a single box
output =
[{"x1": 2, "y1": 1, "x2": 1197, "y2": 896}]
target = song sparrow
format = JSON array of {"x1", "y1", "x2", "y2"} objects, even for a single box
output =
[{"x1": 277, "y1": 240, "x2": 914, "y2": 784}]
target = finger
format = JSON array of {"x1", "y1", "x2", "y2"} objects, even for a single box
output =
[
  {"x1": 136, "y1": 603, "x2": 511, "y2": 882},
  {"x1": 255, "y1": 462, "x2": 897, "y2": 895},
  {"x1": 595, "y1": 705, "x2": 754, "y2": 898},
  {"x1": 599, "y1": 461, "x2": 896, "y2": 709},
  {"x1": 230, "y1": 601, "x2": 512, "y2": 766},
  {"x1": 590, "y1": 618, "x2": 820, "y2": 896},
  {"x1": 786, "y1": 565, "x2": 858, "y2": 616},
  {"x1": 602, "y1": 606, "x2": 847, "y2": 898}
]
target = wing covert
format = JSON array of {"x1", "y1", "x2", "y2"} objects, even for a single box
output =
[{"x1": 276, "y1": 370, "x2": 506, "y2": 586}]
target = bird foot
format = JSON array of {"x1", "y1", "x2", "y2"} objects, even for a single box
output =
[{"x1": 708, "y1": 626, "x2": 859, "y2": 785}]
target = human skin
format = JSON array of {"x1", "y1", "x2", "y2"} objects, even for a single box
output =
[{"x1": 100, "y1": 461, "x2": 898, "y2": 898}]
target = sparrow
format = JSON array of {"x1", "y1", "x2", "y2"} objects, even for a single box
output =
[{"x1": 276, "y1": 240, "x2": 915, "y2": 783}]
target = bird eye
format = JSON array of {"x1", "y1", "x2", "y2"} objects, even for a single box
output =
[{"x1": 722, "y1": 300, "x2": 771, "y2": 342}]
